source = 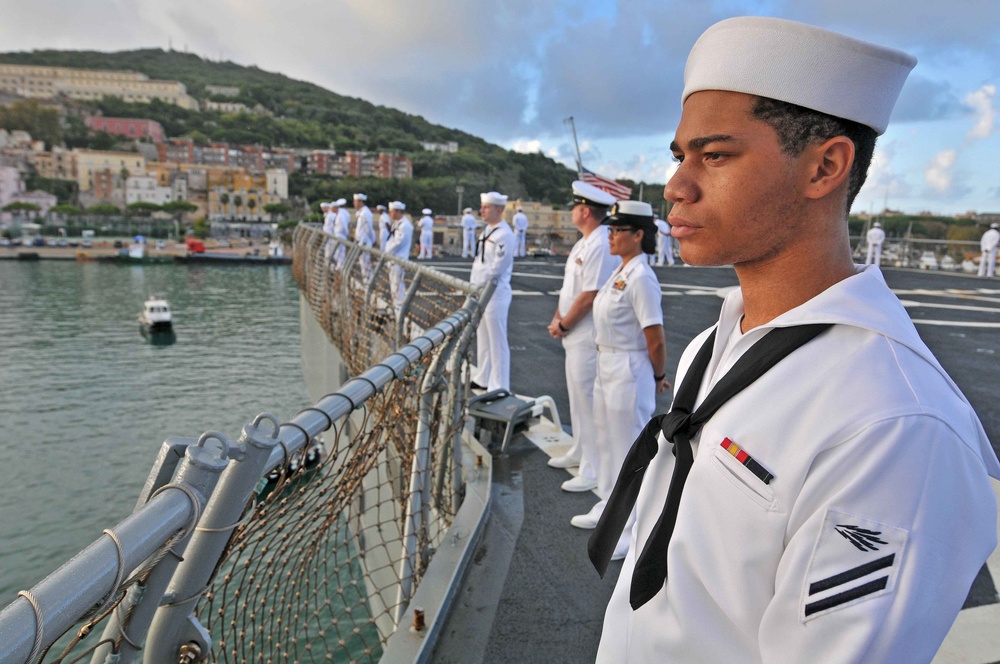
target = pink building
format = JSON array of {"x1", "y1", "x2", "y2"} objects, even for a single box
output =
[{"x1": 85, "y1": 117, "x2": 165, "y2": 143}]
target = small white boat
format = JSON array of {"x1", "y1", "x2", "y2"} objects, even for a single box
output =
[{"x1": 138, "y1": 295, "x2": 173, "y2": 333}]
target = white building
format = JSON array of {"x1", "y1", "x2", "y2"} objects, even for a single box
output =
[{"x1": 265, "y1": 169, "x2": 288, "y2": 199}]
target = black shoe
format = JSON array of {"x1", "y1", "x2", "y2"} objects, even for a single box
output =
[{"x1": 470, "y1": 381, "x2": 486, "y2": 390}]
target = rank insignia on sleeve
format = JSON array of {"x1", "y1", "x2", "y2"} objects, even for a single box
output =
[
  {"x1": 496, "y1": 242, "x2": 506, "y2": 258},
  {"x1": 801, "y1": 508, "x2": 907, "y2": 622}
]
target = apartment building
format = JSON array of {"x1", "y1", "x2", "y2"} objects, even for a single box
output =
[
  {"x1": 0, "y1": 64, "x2": 198, "y2": 109},
  {"x1": 72, "y1": 149, "x2": 146, "y2": 192},
  {"x1": 85, "y1": 117, "x2": 165, "y2": 142}
]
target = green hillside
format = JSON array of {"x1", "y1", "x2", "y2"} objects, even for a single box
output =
[{"x1": 0, "y1": 48, "x2": 667, "y2": 213}]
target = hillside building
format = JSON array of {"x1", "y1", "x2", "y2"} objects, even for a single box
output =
[
  {"x1": 72, "y1": 149, "x2": 146, "y2": 192},
  {"x1": 84, "y1": 117, "x2": 165, "y2": 142},
  {"x1": 0, "y1": 63, "x2": 198, "y2": 109}
]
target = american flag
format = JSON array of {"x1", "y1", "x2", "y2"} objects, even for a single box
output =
[{"x1": 580, "y1": 167, "x2": 633, "y2": 201}]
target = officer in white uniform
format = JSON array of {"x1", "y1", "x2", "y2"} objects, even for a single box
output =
[
  {"x1": 331, "y1": 198, "x2": 350, "y2": 270},
  {"x1": 575, "y1": 201, "x2": 667, "y2": 559},
  {"x1": 384, "y1": 201, "x2": 413, "y2": 313},
  {"x1": 512, "y1": 206, "x2": 529, "y2": 257},
  {"x1": 546, "y1": 181, "x2": 619, "y2": 491},
  {"x1": 417, "y1": 208, "x2": 434, "y2": 259},
  {"x1": 470, "y1": 191, "x2": 515, "y2": 392},
  {"x1": 377, "y1": 204, "x2": 391, "y2": 252},
  {"x1": 653, "y1": 214, "x2": 674, "y2": 266},
  {"x1": 461, "y1": 207, "x2": 478, "y2": 258},
  {"x1": 978, "y1": 222, "x2": 999, "y2": 277},
  {"x1": 865, "y1": 221, "x2": 885, "y2": 266},
  {"x1": 353, "y1": 193, "x2": 376, "y2": 281},
  {"x1": 595, "y1": 17, "x2": 1000, "y2": 663}
]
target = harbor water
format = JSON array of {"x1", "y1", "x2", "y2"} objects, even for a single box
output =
[{"x1": 0, "y1": 260, "x2": 309, "y2": 602}]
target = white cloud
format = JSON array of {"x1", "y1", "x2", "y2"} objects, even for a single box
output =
[
  {"x1": 964, "y1": 84, "x2": 996, "y2": 141},
  {"x1": 924, "y1": 149, "x2": 957, "y2": 193}
]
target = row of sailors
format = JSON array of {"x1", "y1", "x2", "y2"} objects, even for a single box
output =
[{"x1": 321, "y1": 194, "x2": 436, "y2": 264}]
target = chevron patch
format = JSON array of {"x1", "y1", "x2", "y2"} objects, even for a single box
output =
[{"x1": 802, "y1": 508, "x2": 908, "y2": 622}]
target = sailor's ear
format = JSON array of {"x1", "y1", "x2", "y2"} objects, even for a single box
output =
[{"x1": 803, "y1": 136, "x2": 853, "y2": 201}]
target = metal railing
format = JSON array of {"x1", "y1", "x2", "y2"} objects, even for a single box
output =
[{"x1": 0, "y1": 223, "x2": 493, "y2": 663}]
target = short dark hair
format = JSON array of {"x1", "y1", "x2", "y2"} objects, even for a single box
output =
[
  {"x1": 751, "y1": 97, "x2": 877, "y2": 211},
  {"x1": 638, "y1": 220, "x2": 657, "y2": 254}
]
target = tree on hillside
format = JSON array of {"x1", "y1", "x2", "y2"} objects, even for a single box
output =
[
  {"x1": 126, "y1": 201, "x2": 161, "y2": 216},
  {"x1": 162, "y1": 200, "x2": 198, "y2": 220},
  {"x1": 233, "y1": 194, "x2": 243, "y2": 215},
  {"x1": 264, "y1": 202, "x2": 289, "y2": 221},
  {"x1": 0, "y1": 101, "x2": 61, "y2": 148},
  {"x1": 219, "y1": 192, "x2": 230, "y2": 218},
  {"x1": 2, "y1": 202, "x2": 41, "y2": 215},
  {"x1": 247, "y1": 198, "x2": 257, "y2": 218},
  {"x1": 88, "y1": 203, "x2": 121, "y2": 215}
]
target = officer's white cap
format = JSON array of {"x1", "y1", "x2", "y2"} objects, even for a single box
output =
[
  {"x1": 873, "y1": 222, "x2": 882, "y2": 227},
  {"x1": 333, "y1": 198, "x2": 347, "y2": 207},
  {"x1": 480, "y1": 191, "x2": 508, "y2": 206},
  {"x1": 353, "y1": 193, "x2": 367, "y2": 201},
  {"x1": 605, "y1": 200, "x2": 654, "y2": 225},
  {"x1": 389, "y1": 201, "x2": 406, "y2": 211},
  {"x1": 422, "y1": 208, "x2": 432, "y2": 215},
  {"x1": 376, "y1": 204, "x2": 386, "y2": 211},
  {"x1": 683, "y1": 16, "x2": 916, "y2": 135},
  {"x1": 320, "y1": 202, "x2": 330, "y2": 209},
  {"x1": 463, "y1": 207, "x2": 473, "y2": 214},
  {"x1": 570, "y1": 180, "x2": 616, "y2": 208}
]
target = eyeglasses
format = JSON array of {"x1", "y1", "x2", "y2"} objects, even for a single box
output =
[{"x1": 608, "y1": 227, "x2": 638, "y2": 236}]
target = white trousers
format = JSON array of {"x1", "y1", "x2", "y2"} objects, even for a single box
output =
[
  {"x1": 656, "y1": 236, "x2": 674, "y2": 266},
  {"x1": 516, "y1": 230, "x2": 527, "y2": 257},
  {"x1": 390, "y1": 264, "x2": 406, "y2": 314},
  {"x1": 865, "y1": 243, "x2": 882, "y2": 267},
  {"x1": 419, "y1": 230, "x2": 433, "y2": 259},
  {"x1": 593, "y1": 348, "x2": 655, "y2": 501},
  {"x1": 978, "y1": 247, "x2": 997, "y2": 277},
  {"x1": 473, "y1": 288, "x2": 512, "y2": 391},
  {"x1": 463, "y1": 230, "x2": 477, "y2": 258},
  {"x1": 379, "y1": 230, "x2": 389, "y2": 252},
  {"x1": 562, "y1": 340, "x2": 599, "y2": 481}
]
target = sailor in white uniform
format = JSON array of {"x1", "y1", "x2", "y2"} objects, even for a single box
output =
[
  {"x1": 547, "y1": 182, "x2": 620, "y2": 493},
  {"x1": 353, "y1": 193, "x2": 375, "y2": 281},
  {"x1": 469, "y1": 191, "x2": 515, "y2": 392},
  {"x1": 978, "y1": 222, "x2": 999, "y2": 277},
  {"x1": 573, "y1": 201, "x2": 667, "y2": 557},
  {"x1": 512, "y1": 206, "x2": 529, "y2": 257},
  {"x1": 331, "y1": 198, "x2": 350, "y2": 270},
  {"x1": 594, "y1": 17, "x2": 999, "y2": 663},
  {"x1": 653, "y1": 214, "x2": 674, "y2": 266},
  {"x1": 384, "y1": 201, "x2": 413, "y2": 313},
  {"x1": 320, "y1": 201, "x2": 336, "y2": 263},
  {"x1": 377, "y1": 204, "x2": 391, "y2": 252},
  {"x1": 417, "y1": 208, "x2": 434, "y2": 259},
  {"x1": 461, "y1": 207, "x2": 478, "y2": 258},
  {"x1": 865, "y1": 221, "x2": 885, "y2": 266}
]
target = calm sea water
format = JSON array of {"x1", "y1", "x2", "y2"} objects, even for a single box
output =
[{"x1": 0, "y1": 260, "x2": 309, "y2": 602}]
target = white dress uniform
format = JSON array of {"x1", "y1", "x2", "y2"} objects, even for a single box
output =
[
  {"x1": 470, "y1": 220, "x2": 515, "y2": 391},
  {"x1": 354, "y1": 205, "x2": 375, "y2": 281},
  {"x1": 591, "y1": 254, "x2": 663, "y2": 517},
  {"x1": 654, "y1": 218, "x2": 674, "y2": 266},
  {"x1": 322, "y1": 209, "x2": 338, "y2": 263},
  {"x1": 865, "y1": 225, "x2": 885, "y2": 266},
  {"x1": 978, "y1": 225, "x2": 999, "y2": 277},
  {"x1": 597, "y1": 266, "x2": 1000, "y2": 663},
  {"x1": 378, "y1": 211, "x2": 391, "y2": 251},
  {"x1": 384, "y1": 216, "x2": 413, "y2": 311},
  {"x1": 461, "y1": 213, "x2": 478, "y2": 258},
  {"x1": 418, "y1": 214, "x2": 434, "y2": 259},
  {"x1": 332, "y1": 206, "x2": 351, "y2": 270},
  {"x1": 513, "y1": 211, "x2": 529, "y2": 257},
  {"x1": 558, "y1": 226, "x2": 618, "y2": 482}
]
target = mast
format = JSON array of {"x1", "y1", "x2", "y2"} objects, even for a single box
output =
[{"x1": 564, "y1": 116, "x2": 584, "y2": 177}]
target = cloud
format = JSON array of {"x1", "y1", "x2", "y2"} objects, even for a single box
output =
[
  {"x1": 964, "y1": 84, "x2": 996, "y2": 141},
  {"x1": 925, "y1": 150, "x2": 957, "y2": 193}
]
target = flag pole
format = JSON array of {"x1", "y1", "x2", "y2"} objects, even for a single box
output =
[{"x1": 564, "y1": 116, "x2": 584, "y2": 177}]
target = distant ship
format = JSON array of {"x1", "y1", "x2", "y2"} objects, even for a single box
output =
[{"x1": 137, "y1": 295, "x2": 173, "y2": 334}]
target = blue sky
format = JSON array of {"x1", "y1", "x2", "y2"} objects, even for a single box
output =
[{"x1": 2, "y1": 0, "x2": 999, "y2": 215}]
